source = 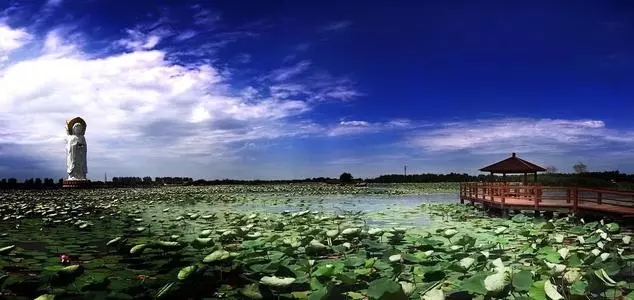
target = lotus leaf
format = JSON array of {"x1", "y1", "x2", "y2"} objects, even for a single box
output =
[
  {"x1": 563, "y1": 268, "x2": 581, "y2": 283},
  {"x1": 399, "y1": 281, "x2": 415, "y2": 296},
  {"x1": 458, "y1": 257, "x2": 475, "y2": 270},
  {"x1": 605, "y1": 223, "x2": 620, "y2": 233},
  {"x1": 512, "y1": 270, "x2": 533, "y2": 292},
  {"x1": 569, "y1": 280, "x2": 588, "y2": 295},
  {"x1": 203, "y1": 249, "x2": 232, "y2": 263},
  {"x1": 129, "y1": 244, "x2": 148, "y2": 254},
  {"x1": 240, "y1": 283, "x2": 264, "y2": 299},
  {"x1": 341, "y1": 227, "x2": 360, "y2": 236},
  {"x1": 557, "y1": 247, "x2": 569, "y2": 259},
  {"x1": 544, "y1": 261, "x2": 566, "y2": 273},
  {"x1": 421, "y1": 287, "x2": 444, "y2": 300},
  {"x1": 366, "y1": 277, "x2": 407, "y2": 300},
  {"x1": 325, "y1": 229, "x2": 338, "y2": 237},
  {"x1": 0, "y1": 245, "x2": 16, "y2": 254},
  {"x1": 308, "y1": 239, "x2": 327, "y2": 250},
  {"x1": 177, "y1": 265, "x2": 197, "y2": 280},
  {"x1": 367, "y1": 228, "x2": 383, "y2": 235},
  {"x1": 544, "y1": 279, "x2": 563, "y2": 300},
  {"x1": 388, "y1": 254, "x2": 402, "y2": 263},
  {"x1": 260, "y1": 276, "x2": 295, "y2": 287},
  {"x1": 484, "y1": 272, "x2": 509, "y2": 293},
  {"x1": 106, "y1": 237, "x2": 124, "y2": 246},
  {"x1": 443, "y1": 229, "x2": 458, "y2": 238}
]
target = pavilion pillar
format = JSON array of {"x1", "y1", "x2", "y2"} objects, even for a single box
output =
[{"x1": 523, "y1": 173, "x2": 527, "y2": 185}]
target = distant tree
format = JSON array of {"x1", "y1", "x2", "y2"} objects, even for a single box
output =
[
  {"x1": 339, "y1": 172, "x2": 353, "y2": 183},
  {"x1": 573, "y1": 162, "x2": 588, "y2": 174},
  {"x1": 545, "y1": 166, "x2": 558, "y2": 174}
]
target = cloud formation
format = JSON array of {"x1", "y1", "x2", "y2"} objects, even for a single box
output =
[
  {"x1": 0, "y1": 23, "x2": 30, "y2": 61},
  {"x1": 0, "y1": 10, "x2": 361, "y2": 179},
  {"x1": 2, "y1": 3, "x2": 634, "y2": 180},
  {"x1": 328, "y1": 119, "x2": 415, "y2": 137},
  {"x1": 409, "y1": 118, "x2": 634, "y2": 155}
]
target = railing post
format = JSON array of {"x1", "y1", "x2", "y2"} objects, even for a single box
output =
[
  {"x1": 501, "y1": 185, "x2": 505, "y2": 204},
  {"x1": 597, "y1": 192, "x2": 602, "y2": 205},
  {"x1": 487, "y1": 185, "x2": 491, "y2": 201},
  {"x1": 470, "y1": 183, "x2": 474, "y2": 205},
  {"x1": 566, "y1": 188, "x2": 571, "y2": 203},
  {"x1": 573, "y1": 187, "x2": 579, "y2": 212},
  {"x1": 533, "y1": 185, "x2": 539, "y2": 210},
  {"x1": 537, "y1": 184, "x2": 542, "y2": 203},
  {"x1": 469, "y1": 183, "x2": 472, "y2": 198}
]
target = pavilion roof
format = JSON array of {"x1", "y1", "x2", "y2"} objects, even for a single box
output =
[{"x1": 479, "y1": 153, "x2": 546, "y2": 174}]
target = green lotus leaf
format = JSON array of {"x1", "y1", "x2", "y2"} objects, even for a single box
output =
[
  {"x1": 177, "y1": 265, "x2": 197, "y2": 280},
  {"x1": 260, "y1": 276, "x2": 295, "y2": 287},
  {"x1": 484, "y1": 272, "x2": 509, "y2": 293}
]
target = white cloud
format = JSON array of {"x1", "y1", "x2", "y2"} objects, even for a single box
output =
[
  {"x1": 266, "y1": 70, "x2": 361, "y2": 103},
  {"x1": 0, "y1": 23, "x2": 30, "y2": 61},
  {"x1": 0, "y1": 19, "x2": 340, "y2": 179},
  {"x1": 116, "y1": 29, "x2": 163, "y2": 51},
  {"x1": 270, "y1": 60, "x2": 312, "y2": 82},
  {"x1": 328, "y1": 119, "x2": 413, "y2": 136},
  {"x1": 409, "y1": 118, "x2": 634, "y2": 155}
]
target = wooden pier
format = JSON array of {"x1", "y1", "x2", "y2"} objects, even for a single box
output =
[{"x1": 459, "y1": 182, "x2": 634, "y2": 218}]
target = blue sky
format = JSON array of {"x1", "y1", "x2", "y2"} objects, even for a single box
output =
[{"x1": 1, "y1": 0, "x2": 633, "y2": 180}]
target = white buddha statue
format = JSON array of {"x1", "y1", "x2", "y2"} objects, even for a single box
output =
[{"x1": 65, "y1": 118, "x2": 88, "y2": 180}]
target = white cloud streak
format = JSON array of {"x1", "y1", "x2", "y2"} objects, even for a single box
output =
[
  {"x1": 409, "y1": 118, "x2": 634, "y2": 155},
  {"x1": 328, "y1": 119, "x2": 415, "y2": 136}
]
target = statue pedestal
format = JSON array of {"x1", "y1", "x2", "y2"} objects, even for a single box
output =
[{"x1": 62, "y1": 179, "x2": 92, "y2": 189}]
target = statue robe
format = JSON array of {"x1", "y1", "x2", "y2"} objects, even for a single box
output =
[{"x1": 66, "y1": 134, "x2": 87, "y2": 180}]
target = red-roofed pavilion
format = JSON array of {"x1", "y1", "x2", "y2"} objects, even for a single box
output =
[{"x1": 479, "y1": 153, "x2": 546, "y2": 184}]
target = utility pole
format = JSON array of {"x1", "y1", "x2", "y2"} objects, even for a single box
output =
[
  {"x1": 104, "y1": 172, "x2": 107, "y2": 183},
  {"x1": 404, "y1": 165, "x2": 407, "y2": 176}
]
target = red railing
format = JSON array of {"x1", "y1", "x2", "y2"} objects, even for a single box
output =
[{"x1": 459, "y1": 182, "x2": 634, "y2": 215}]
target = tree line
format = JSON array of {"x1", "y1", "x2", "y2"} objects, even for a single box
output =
[
  {"x1": 2, "y1": 164, "x2": 634, "y2": 190},
  {"x1": 0, "y1": 176, "x2": 350, "y2": 189}
]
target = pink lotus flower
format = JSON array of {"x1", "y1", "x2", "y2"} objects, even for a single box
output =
[{"x1": 60, "y1": 254, "x2": 70, "y2": 264}]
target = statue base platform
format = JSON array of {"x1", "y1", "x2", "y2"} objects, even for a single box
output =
[{"x1": 62, "y1": 180, "x2": 92, "y2": 189}]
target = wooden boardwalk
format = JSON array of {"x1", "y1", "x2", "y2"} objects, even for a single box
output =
[{"x1": 459, "y1": 182, "x2": 634, "y2": 218}]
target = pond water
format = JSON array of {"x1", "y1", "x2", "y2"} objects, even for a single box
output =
[
  {"x1": 238, "y1": 192, "x2": 458, "y2": 213},
  {"x1": 139, "y1": 192, "x2": 459, "y2": 229}
]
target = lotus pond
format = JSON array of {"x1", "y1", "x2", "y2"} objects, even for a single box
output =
[{"x1": 0, "y1": 183, "x2": 633, "y2": 299}]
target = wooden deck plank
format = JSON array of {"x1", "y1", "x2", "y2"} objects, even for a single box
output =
[{"x1": 459, "y1": 182, "x2": 634, "y2": 218}]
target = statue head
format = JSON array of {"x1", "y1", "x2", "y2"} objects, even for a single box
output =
[
  {"x1": 72, "y1": 123, "x2": 85, "y2": 136},
  {"x1": 66, "y1": 117, "x2": 87, "y2": 135}
]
